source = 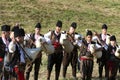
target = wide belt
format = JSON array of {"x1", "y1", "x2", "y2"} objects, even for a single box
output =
[
  {"x1": 0, "y1": 57, "x2": 3, "y2": 62},
  {"x1": 80, "y1": 56, "x2": 93, "y2": 60}
]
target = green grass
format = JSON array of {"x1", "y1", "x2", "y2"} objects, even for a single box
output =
[
  {"x1": 0, "y1": 0, "x2": 120, "y2": 79},
  {"x1": 0, "y1": 0, "x2": 120, "y2": 34}
]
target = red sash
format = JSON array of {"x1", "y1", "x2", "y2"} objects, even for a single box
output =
[
  {"x1": 107, "y1": 61, "x2": 115, "y2": 71},
  {"x1": 0, "y1": 57, "x2": 3, "y2": 62},
  {"x1": 53, "y1": 42, "x2": 60, "y2": 49},
  {"x1": 14, "y1": 66, "x2": 25, "y2": 80}
]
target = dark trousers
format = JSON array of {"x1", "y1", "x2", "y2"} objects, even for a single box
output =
[
  {"x1": 0, "y1": 61, "x2": 3, "y2": 78},
  {"x1": 98, "y1": 60, "x2": 107, "y2": 78},
  {"x1": 119, "y1": 63, "x2": 120, "y2": 73},
  {"x1": 80, "y1": 59, "x2": 93, "y2": 80},
  {"x1": 62, "y1": 51, "x2": 78, "y2": 78},
  {"x1": 77, "y1": 58, "x2": 80, "y2": 71},
  {"x1": 106, "y1": 60, "x2": 119, "y2": 80},
  {"x1": 47, "y1": 52, "x2": 63, "y2": 80},
  {"x1": 26, "y1": 57, "x2": 42, "y2": 80},
  {"x1": 97, "y1": 50, "x2": 108, "y2": 78}
]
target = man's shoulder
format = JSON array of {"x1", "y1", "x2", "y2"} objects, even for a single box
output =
[
  {"x1": 91, "y1": 41, "x2": 96, "y2": 44},
  {"x1": 40, "y1": 34, "x2": 44, "y2": 37},
  {"x1": 0, "y1": 37, "x2": 3, "y2": 44}
]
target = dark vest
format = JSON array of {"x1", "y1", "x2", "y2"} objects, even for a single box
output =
[
  {"x1": 51, "y1": 31, "x2": 61, "y2": 42},
  {"x1": 99, "y1": 33, "x2": 110, "y2": 42},
  {"x1": 8, "y1": 44, "x2": 20, "y2": 67},
  {"x1": 30, "y1": 33, "x2": 44, "y2": 48},
  {"x1": 80, "y1": 39, "x2": 95, "y2": 57},
  {"x1": 30, "y1": 33, "x2": 44, "y2": 42},
  {"x1": 107, "y1": 44, "x2": 120, "y2": 61},
  {"x1": 67, "y1": 32, "x2": 78, "y2": 52},
  {"x1": 99, "y1": 34, "x2": 110, "y2": 60},
  {"x1": 0, "y1": 37, "x2": 11, "y2": 58},
  {"x1": 51, "y1": 30, "x2": 63, "y2": 51}
]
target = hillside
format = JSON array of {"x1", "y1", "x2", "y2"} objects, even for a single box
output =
[
  {"x1": 0, "y1": 0, "x2": 120, "y2": 35},
  {"x1": 0, "y1": 0, "x2": 120, "y2": 80}
]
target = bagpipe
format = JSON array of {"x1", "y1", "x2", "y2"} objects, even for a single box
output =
[
  {"x1": 24, "y1": 33, "x2": 55, "y2": 55},
  {"x1": 59, "y1": 31, "x2": 74, "y2": 53},
  {"x1": 115, "y1": 45, "x2": 120, "y2": 59}
]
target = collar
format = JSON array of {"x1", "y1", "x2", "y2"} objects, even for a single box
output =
[
  {"x1": 2, "y1": 37, "x2": 7, "y2": 45},
  {"x1": 55, "y1": 30, "x2": 60, "y2": 35}
]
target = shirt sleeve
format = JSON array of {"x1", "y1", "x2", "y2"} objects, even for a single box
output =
[
  {"x1": 19, "y1": 48, "x2": 26, "y2": 63},
  {"x1": 44, "y1": 37, "x2": 52, "y2": 44},
  {"x1": 92, "y1": 36, "x2": 98, "y2": 42},
  {"x1": 44, "y1": 31, "x2": 51, "y2": 39},
  {"x1": 8, "y1": 41, "x2": 16, "y2": 53},
  {"x1": 24, "y1": 33, "x2": 31, "y2": 40},
  {"x1": 96, "y1": 43, "x2": 102, "y2": 48},
  {"x1": 103, "y1": 44, "x2": 108, "y2": 50},
  {"x1": 75, "y1": 40, "x2": 83, "y2": 47}
]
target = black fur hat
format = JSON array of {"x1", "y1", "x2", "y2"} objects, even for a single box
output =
[
  {"x1": 1, "y1": 25, "x2": 10, "y2": 31},
  {"x1": 86, "y1": 30, "x2": 93, "y2": 36},
  {"x1": 19, "y1": 28, "x2": 25, "y2": 36},
  {"x1": 35, "y1": 23, "x2": 41, "y2": 28},
  {"x1": 110, "y1": 35, "x2": 116, "y2": 41},
  {"x1": 71, "y1": 22, "x2": 77, "y2": 29},
  {"x1": 14, "y1": 29, "x2": 21, "y2": 38},
  {"x1": 102, "y1": 24, "x2": 108, "y2": 30},
  {"x1": 56, "y1": 20, "x2": 62, "y2": 28},
  {"x1": 11, "y1": 26, "x2": 19, "y2": 31}
]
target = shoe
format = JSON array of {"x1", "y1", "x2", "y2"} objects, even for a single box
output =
[{"x1": 72, "y1": 76, "x2": 78, "y2": 80}]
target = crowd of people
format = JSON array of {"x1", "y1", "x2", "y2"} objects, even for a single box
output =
[{"x1": 0, "y1": 20, "x2": 120, "y2": 80}]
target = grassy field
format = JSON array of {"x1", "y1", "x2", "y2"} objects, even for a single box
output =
[{"x1": 0, "y1": 0, "x2": 120, "y2": 80}]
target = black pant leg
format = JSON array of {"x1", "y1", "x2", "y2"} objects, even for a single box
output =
[
  {"x1": 55, "y1": 53, "x2": 63, "y2": 80},
  {"x1": 34, "y1": 58, "x2": 41, "y2": 80},
  {"x1": 47, "y1": 54, "x2": 55, "y2": 80}
]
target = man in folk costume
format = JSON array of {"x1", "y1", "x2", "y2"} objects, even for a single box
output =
[
  {"x1": 0, "y1": 25, "x2": 11, "y2": 78},
  {"x1": 7, "y1": 28, "x2": 26, "y2": 80},
  {"x1": 79, "y1": 30, "x2": 102, "y2": 80},
  {"x1": 2, "y1": 26, "x2": 20, "y2": 80},
  {"x1": 62, "y1": 22, "x2": 78, "y2": 80},
  {"x1": 44, "y1": 20, "x2": 63, "y2": 80},
  {"x1": 25, "y1": 23, "x2": 43, "y2": 80},
  {"x1": 97, "y1": 24, "x2": 110, "y2": 79},
  {"x1": 106, "y1": 35, "x2": 120, "y2": 80}
]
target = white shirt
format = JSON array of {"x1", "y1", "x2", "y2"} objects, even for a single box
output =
[
  {"x1": 101, "y1": 34, "x2": 107, "y2": 41},
  {"x1": 44, "y1": 31, "x2": 60, "y2": 44},
  {"x1": 35, "y1": 34, "x2": 40, "y2": 40},
  {"x1": 92, "y1": 36, "x2": 99, "y2": 43},
  {"x1": 18, "y1": 44, "x2": 26, "y2": 63}
]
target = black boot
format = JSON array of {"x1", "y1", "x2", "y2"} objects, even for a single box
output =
[
  {"x1": 72, "y1": 66, "x2": 76, "y2": 78},
  {"x1": 99, "y1": 67, "x2": 103, "y2": 78},
  {"x1": 55, "y1": 70, "x2": 60, "y2": 80},
  {"x1": 34, "y1": 72, "x2": 38, "y2": 80},
  {"x1": 63, "y1": 66, "x2": 67, "y2": 78},
  {"x1": 47, "y1": 70, "x2": 51, "y2": 80},
  {"x1": 26, "y1": 72, "x2": 30, "y2": 80}
]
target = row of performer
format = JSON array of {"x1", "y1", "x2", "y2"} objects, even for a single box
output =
[{"x1": 0, "y1": 20, "x2": 120, "y2": 80}]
